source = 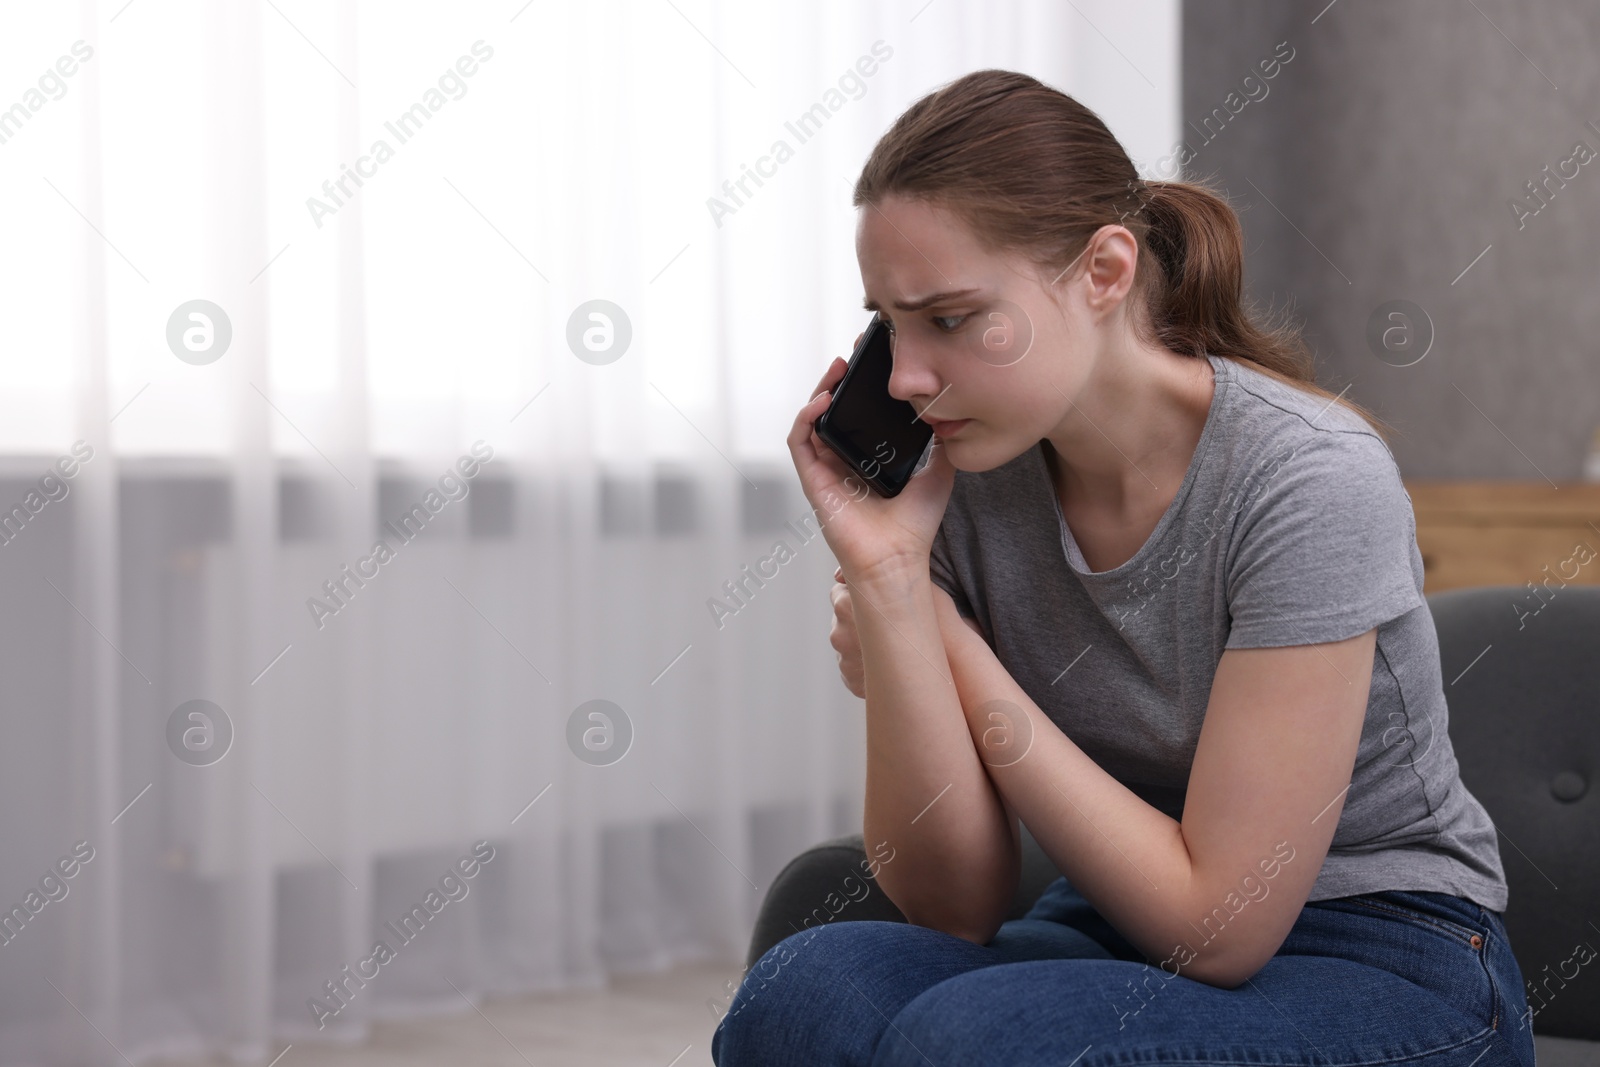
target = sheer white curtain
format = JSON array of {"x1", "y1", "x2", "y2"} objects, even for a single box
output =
[{"x1": 0, "y1": 0, "x2": 1178, "y2": 1061}]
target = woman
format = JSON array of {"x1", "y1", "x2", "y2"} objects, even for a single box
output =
[{"x1": 712, "y1": 70, "x2": 1534, "y2": 1067}]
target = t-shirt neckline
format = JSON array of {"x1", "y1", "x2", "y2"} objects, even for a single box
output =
[{"x1": 1043, "y1": 353, "x2": 1229, "y2": 579}]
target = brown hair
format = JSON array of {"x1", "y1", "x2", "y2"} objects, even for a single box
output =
[{"x1": 852, "y1": 69, "x2": 1396, "y2": 444}]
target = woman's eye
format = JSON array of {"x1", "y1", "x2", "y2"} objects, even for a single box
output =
[{"x1": 932, "y1": 314, "x2": 967, "y2": 332}]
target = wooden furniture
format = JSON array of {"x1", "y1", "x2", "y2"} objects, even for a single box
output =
[{"x1": 1405, "y1": 481, "x2": 1600, "y2": 593}]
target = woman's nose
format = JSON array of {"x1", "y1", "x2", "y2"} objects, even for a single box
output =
[{"x1": 885, "y1": 336, "x2": 939, "y2": 405}]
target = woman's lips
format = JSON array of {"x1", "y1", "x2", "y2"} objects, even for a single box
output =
[{"x1": 925, "y1": 418, "x2": 971, "y2": 438}]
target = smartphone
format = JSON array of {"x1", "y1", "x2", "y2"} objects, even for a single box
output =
[{"x1": 813, "y1": 313, "x2": 935, "y2": 498}]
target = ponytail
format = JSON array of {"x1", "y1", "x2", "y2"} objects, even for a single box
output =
[{"x1": 1135, "y1": 178, "x2": 1394, "y2": 443}]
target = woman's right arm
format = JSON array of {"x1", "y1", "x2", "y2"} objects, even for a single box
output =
[
  {"x1": 791, "y1": 350, "x2": 1017, "y2": 945},
  {"x1": 849, "y1": 561, "x2": 1020, "y2": 945}
]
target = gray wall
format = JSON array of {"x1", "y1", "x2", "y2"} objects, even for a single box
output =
[{"x1": 1180, "y1": 0, "x2": 1600, "y2": 480}]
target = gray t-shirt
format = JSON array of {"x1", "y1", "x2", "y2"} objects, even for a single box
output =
[{"x1": 929, "y1": 352, "x2": 1509, "y2": 911}]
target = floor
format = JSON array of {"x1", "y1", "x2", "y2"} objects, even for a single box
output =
[{"x1": 149, "y1": 960, "x2": 739, "y2": 1067}]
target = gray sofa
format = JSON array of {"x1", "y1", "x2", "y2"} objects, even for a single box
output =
[{"x1": 747, "y1": 586, "x2": 1600, "y2": 1063}]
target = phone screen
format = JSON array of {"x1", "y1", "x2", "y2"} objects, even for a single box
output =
[{"x1": 813, "y1": 314, "x2": 935, "y2": 498}]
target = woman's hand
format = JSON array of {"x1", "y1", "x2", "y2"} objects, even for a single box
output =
[
  {"x1": 829, "y1": 566, "x2": 865, "y2": 698},
  {"x1": 787, "y1": 338, "x2": 958, "y2": 588},
  {"x1": 832, "y1": 564, "x2": 986, "y2": 700}
]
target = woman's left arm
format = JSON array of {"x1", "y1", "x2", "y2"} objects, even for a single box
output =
[{"x1": 934, "y1": 587, "x2": 1374, "y2": 989}]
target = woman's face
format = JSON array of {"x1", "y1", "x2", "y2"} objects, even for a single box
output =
[{"x1": 855, "y1": 194, "x2": 1101, "y2": 472}]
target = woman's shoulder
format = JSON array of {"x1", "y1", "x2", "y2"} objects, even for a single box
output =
[
  {"x1": 1211, "y1": 356, "x2": 1402, "y2": 490},
  {"x1": 1209, "y1": 358, "x2": 1388, "y2": 454}
]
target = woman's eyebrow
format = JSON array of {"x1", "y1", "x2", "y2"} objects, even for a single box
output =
[{"x1": 862, "y1": 288, "x2": 982, "y2": 312}]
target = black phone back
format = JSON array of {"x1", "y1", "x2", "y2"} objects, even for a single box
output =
[{"x1": 813, "y1": 314, "x2": 935, "y2": 498}]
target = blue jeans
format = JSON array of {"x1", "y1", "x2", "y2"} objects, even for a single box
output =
[{"x1": 711, "y1": 874, "x2": 1536, "y2": 1066}]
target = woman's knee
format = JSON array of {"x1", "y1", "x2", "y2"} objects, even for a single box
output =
[
  {"x1": 711, "y1": 919, "x2": 999, "y2": 1066},
  {"x1": 711, "y1": 922, "x2": 900, "y2": 1066},
  {"x1": 869, "y1": 958, "x2": 1136, "y2": 1067}
]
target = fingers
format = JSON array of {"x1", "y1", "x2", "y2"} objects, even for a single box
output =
[
  {"x1": 798, "y1": 340, "x2": 856, "y2": 447},
  {"x1": 811, "y1": 355, "x2": 847, "y2": 400},
  {"x1": 829, "y1": 569, "x2": 864, "y2": 697},
  {"x1": 829, "y1": 618, "x2": 856, "y2": 656},
  {"x1": 788, "y1": 386, "x2": 833, "y2": 459},
  {"x1": 788, "y1": 339, "x2": 862, "y2": 496},
  {"x1": 829, "y1": 620, "x2": 864, "y2": 698},
  {"x1": 788, "y1": 376, "x2": 833, "y2": 446}
]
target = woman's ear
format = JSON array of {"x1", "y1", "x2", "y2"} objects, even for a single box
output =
[{"x1": 1081, "y1": 224, "x2": 1141, "y2": 316}]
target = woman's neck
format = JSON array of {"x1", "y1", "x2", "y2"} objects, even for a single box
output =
[{"x1": 1042, "y1": 347, "x2": 1215, "y2": 518}]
